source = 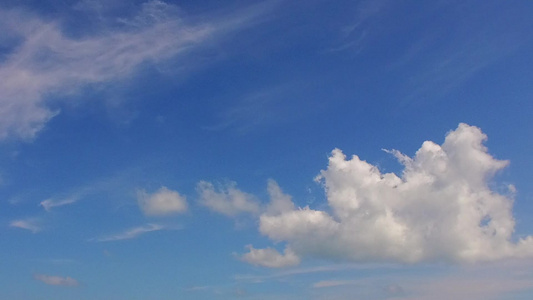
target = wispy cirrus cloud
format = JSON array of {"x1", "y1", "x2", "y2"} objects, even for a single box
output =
[
  {"x1": 40, "y1": 164, "x2": 160, "y2": 211},
  {"x1": 9, "y1": 218, "x2": 42, "y2": 233},
  {"x1": 40, "y1": 182, "x2": 100, "y2": 211},
  {"x1": 234, "y1": 263, "x2": 399, "y2": 284},
  {"x1": 33, "y1": 273, "x2": 79, "y2": 287},
  {"x1": 40, "y1": 196, "x2": 79, "y2": 211},
  {"x1": 313, "y1": 279, "x2": 355, "y2": 288},
  {"x1": 391, "y1": 3, "x2": 530, "y2": 103},
  {"x1": 0, "y1": 0, "x2": 274, "y2": 140},
  {"x1": 92, "y1": 223, "x2": 170, "y2": 242},
  {"x1": 327, "y1": 0, "x2": 391, "y2": 54}
]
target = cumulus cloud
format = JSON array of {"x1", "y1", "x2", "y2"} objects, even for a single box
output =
[
  {"x1": 93, "y1": 223, "x2": 165, "y2": 242},
  {"x1": 197, "y1": 181, "x2": 260, "y2": 217},
  {"x1": 245, "y1": 123, "x2": 533, "y2": 266},
  {"x1": 33, "y1": 273, "x2": 79, "y2": 286},
  {"x1": 0, "y1": 0, "x2": 265, "y2": 140},
  {"x1": 137, "y1": 186, "x2": 187, "y2": 216},
  {"x1": 9, "y1": 218, "x2": 42, "y2": 233},
  {"x1": 241, "y1": 245, "x2": 300, "y2": 268}
]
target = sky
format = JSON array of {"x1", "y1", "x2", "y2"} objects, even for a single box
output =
[{"x1": 1, "y1": 0, "x2": 533, "y2": 299}]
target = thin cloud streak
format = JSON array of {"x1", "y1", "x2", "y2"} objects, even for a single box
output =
[
  {"x1": 234, "y1": 263, "x2": 399, "y2": 283},
  {"x1": 39, "y1": 163, "x2": 169, "y2": 211},
  {"x1": 313, "y1": 279, "x2": 355, "y2": 288},
  {"x1": 9, "y1": 218, "x2": 42, "y2": 233},
  {"x1": 40, "y1": 196, "x2": 79, "y2": 211},
  {"x1": 33, "y1": 273, "x2": 79, "y2": 286},
  {"x1": 92, "y1": 223, "x2": 168, "y2": 242}
]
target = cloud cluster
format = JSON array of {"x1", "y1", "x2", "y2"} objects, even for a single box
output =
[
  {"x1": 138, "y1": 186, "x2": 188, "y2": 216},
  {"x1": 0, "y1": 0, "x2": 235, "y2": 140},
  {"x1": 34, "y1": 273, "x2": 79, "y2": 286},
  {"x1": 243, "y1": 124, "x2": 533, "y2": 266}
]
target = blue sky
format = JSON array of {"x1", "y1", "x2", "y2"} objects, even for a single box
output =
[{"x1": 1, "y1": 0, "x2": 533, "y2": 299}]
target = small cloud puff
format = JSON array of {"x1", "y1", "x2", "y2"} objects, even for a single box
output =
[
  {"x1": 241, "y1": 245, "x2": 300, "y2": 268},
  {"x1": 137, "y1": 186, "x2": 187, "y2": 216}
]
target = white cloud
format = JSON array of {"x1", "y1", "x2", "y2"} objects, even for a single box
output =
[
  {"x1": 265, "y1": 179, "x2": 295, "y2": 216},
  {"x1": 9, "y1": 218, "x2": 41, "y2": 233},
  {"x1": 241, "y1": 245, "x2": 300, "y2": 268},
  {"x1": 195, "y1": 179, "x2": 291, "y2": 218},
  {"x1": 246, "y1": 123, "x2": 533, "y2": 266},
  {"x1": 197, "y1": 181, "x2": 260, "y2": 217},
  {"x1": 33, "y1": 273, "x2": 79, "y2": 286},
  {"x1": 0, "y1": 0, "x2": 267, "y2": 140},
  {"x1": 93, "y1": 223, "x2": 165, "y2": 242},
  {"x1": 137, "y1": 186, "x2": 187, "y2": 216},
  {"x1": 40, "y1": 196, "x2": 79, "y2": 211}
]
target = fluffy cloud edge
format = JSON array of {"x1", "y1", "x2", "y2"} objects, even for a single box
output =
[
  {"x1": 137, "y1": 186, "x2": 188, "y2": 216},
  {"x1": 240, "y1": 123, "x2": 533, "y2": 267},
  {"x1": 197, "y1": 181, "x2": 261, "y2": 217},
  {"x1": 241, "y1": 245, "x2": 300, "y2": 268}
]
